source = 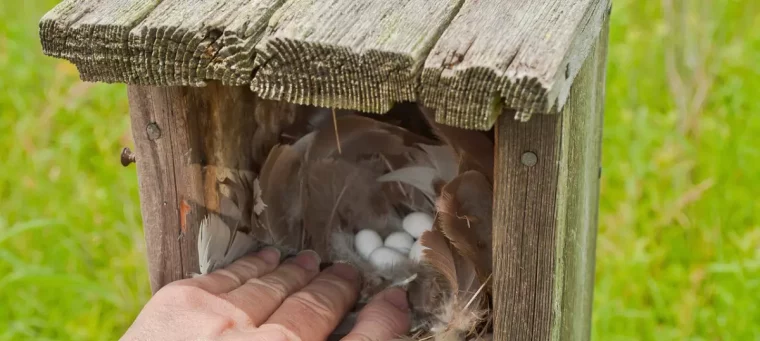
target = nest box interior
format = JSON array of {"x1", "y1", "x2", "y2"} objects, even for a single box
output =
[{"x1": 192, "y1": 101, "x2": 497, "y2": 339}]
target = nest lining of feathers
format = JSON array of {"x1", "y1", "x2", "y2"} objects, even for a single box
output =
[{"x1": 197, "y1": 103, "x2": 495, "y2": 340}]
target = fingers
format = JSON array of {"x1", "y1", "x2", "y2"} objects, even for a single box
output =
[
  {"x1": 262, "y1": 263, "x2": 361, "y2": 341},
  {"x1": 169, "y1": 247, "x2": 282, "y2": 294},
  {"x1": 341, "y1": 287, "x2": 411, "y2": 341},
  {"x1": 220, "y1": 250, "x2": 322, "y2": 325}
]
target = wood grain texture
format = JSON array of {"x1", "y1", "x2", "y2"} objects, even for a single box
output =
[
  {"x1": 128, "y1": 82, "x2": 296, "y2": 293},
  {"x1": 39, "y1": 0, "x2": 610, "y2": 130},
  {"x1": 493, "y1": 112, "x2": 562, "y2": 341},
  {"x1": 128, "y1": 0, "x2": 285, "y2": 86},
  {"x1": 250, "y1": 0, "x2": 462, "y2": 114},
  {"x1": 491, "y1": 11, "x2": 608, "y2": 341},
  {"x1": 421, "y1": 0, "x2": 611, "y2": 129},
  {"x1": 128, "y1": 86, "x2": 184, "y2": 292},
  {"x1": 40, "y1": 0, "x2": 286, "y2": 86},
  {"x1": 39, "y1": 0, "x2": 158, "y2": 83},
  {"x1": 551, "y1": 16, "x2": 608, "y2": 341}
]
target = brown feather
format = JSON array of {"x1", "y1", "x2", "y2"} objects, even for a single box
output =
[
  {"x1": 420, "y1": 230, "x2": 457, "y2": 289},
  {"x1": 306, "y1": 115, "x2": 434, "y2": 163},
  {"x1": 303, "y1": 158, "x2": 399, "y2": 258},
  {"x1": 435, "y1": 170, "x2": 493, "y2": 283},
  {"x1": 257, "y1": 144, "x2": 304, "y2": 248},
  {"x1": 418, "y1": 230, "x2": 488, "y2": 339}
]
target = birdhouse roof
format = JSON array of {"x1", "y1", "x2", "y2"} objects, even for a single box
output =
[{"x1": 39, "y1": 0, "x2": 610, "y2": 130}]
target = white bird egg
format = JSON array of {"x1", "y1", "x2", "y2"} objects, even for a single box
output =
[
  {"x1": 402, "y1": 212, "x2": 434, "y2": 239},
  {"x1": 408, "y1": 240, "x2": 428, "y2": 263},
  {"x1": 354, "y1": 229, "x2": 383, "y2": 260},
  {"x1": 368, "y1": 247, "x2": 407, "y2": 270},
  {"x1": 384, "y1": 231, "x2": 414, "y2": 255}
]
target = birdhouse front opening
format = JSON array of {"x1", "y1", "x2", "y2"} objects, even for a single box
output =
[
  {"x1": 196, "y1": 101, "x2": 496, "y2": 339},
  {"x1": 39, "y1": 0, "x2": 610, "y2": 339}
]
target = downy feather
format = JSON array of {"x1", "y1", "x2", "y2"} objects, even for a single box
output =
[{"x1": 417, "y1": 230, "x2": 489, "y2": 340}]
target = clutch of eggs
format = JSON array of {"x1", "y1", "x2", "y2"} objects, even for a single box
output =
[{"x1": 355, "y1": 212, "x2": 434, "y2": 270}]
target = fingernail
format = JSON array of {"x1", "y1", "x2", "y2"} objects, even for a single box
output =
[
  {"x1": 290, "y1": 250, "x2": 320, "y2": 271},
  {"x1": 327, "y1": 262, "x2": 359, "y2": 281},
  {"x1": 383, "y1": 287, "x2": 409, "y2": 311},
  {"x1": 257, "y1": 247, "x2": 281, "y2": 265}
]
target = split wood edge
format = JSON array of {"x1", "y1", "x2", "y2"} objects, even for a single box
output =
[{"x1": 39, "y1": 0, "x2": 610, "y2": 131}]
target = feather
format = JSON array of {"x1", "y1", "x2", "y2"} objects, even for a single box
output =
[
  {"x1": 252, "y1": 178, "x2": 266, "y2": 216},
  {"x1": 418, "y1": 106, "x2": 494, "y2": 182},
  {"x1": 436, "y1": 170, "x2": 493, "y2": 283},
  {"x1": 377, "y1": 166, "x2": 439, "y2": 202},
  {"x1": 280, "y1": 107, "x2": 354, "y2": 143},
  {"x1": 376, "y1": 143, "x2": 459, "y2": 204},
  {"x1": 419, "y1": 230, "x2": 457, "y2": 289},
  {"x1": 257, "y1": 144, "x2": 305, "y2": 248},
  {"x1": 303, "y1": 158, "x2": 399, "y2": 258},
  {"x1": 218, "y1": 170, "x2": 256, "y2": 229},
  {"x1": 417, "y1": 144, "x2": 459, "y2": 183},
  {"x1": 198, "y1": 213, "x2": 259, "y2": 274},
  {"x1": 416, "y1": 229, "x2": 489, "y2": 340},
  {"x1": 305, "y1": 115, "x2": 433, "y2": 163}
]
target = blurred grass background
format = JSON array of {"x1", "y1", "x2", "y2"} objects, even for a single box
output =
[{"x1": 0, "y1": 0, "x2": 758, "y2": 340}]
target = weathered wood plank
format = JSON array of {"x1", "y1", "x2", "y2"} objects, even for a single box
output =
[
  {"x1": 39, "y1": 0, "x2": 158, "y2": 83},
  {"x1": 491, "y1": 13, "x2": 608, "y2": 341},
  {"x1": 128, "y1": 82, "x2": 297, "y2": 293},
  {"x1": 40, "y1": 0, "x2": 286, "y2": 86},
  {"x1": 422, "y1": 0, "x2": 611, "y2": 130},
  {"x1": 40, "y1": 0, "x2": 610, "y2": 130},
  {"x1": 128, "y1": 86, "x2": 184, "y2": 292},
  {"x1": 493, "y1": 112, "x2": 562, "y2": 341},
  {"x1": 250, "y1": 0, "x2": 463, "y2": 113},
  {"x1": 129, "y1": 0, "x2": 285, "y2": 86},
  {"x1": 551, "y1": 15, "x2": 608, "y2": 341}
]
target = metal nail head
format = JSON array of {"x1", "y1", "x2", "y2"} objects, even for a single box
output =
[
  {"x1": 521, "y1": 151, "x2": 537, "y2": 167},
  {"x1": 121, "y1": 147, "x2": 136, "y2": 167}
]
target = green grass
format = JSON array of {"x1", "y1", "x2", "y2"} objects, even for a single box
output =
[{"x1": 0, "y1": 0, "x2": 758, "y2": 340}]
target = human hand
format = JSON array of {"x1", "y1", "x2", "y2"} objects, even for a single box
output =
[{"x1": 121, "y1": 248, "x2": 411, "y2": 341}]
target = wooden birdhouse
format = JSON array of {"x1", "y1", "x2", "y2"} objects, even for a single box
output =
[{"x1": 39, "y1": 0, "x2": 610, "y2": 340}]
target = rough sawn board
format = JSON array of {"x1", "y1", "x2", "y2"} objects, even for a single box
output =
[
  {"x1": 39, "y1": 0, "x2": 610, "y2": 130},
  {"x1": 251, "y1": 0, "x2": 463, "y2": 113},
  {"x1": 422, "y1": 0, "x2": 610, "y2": 129}
]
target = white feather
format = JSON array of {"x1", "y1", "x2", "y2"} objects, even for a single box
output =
[
  {"x1": 376, "y1": 166, "x2": 438, "y2": 200},
  {"x1": 197, "y1": 213, "x2": 258, "y2": 274},
  {"x1": 253, "y1": 178, "x2": 267, "y2": 216},
  {"x1": 417, "y1": 144, "x2": 458, "y2": 182}
]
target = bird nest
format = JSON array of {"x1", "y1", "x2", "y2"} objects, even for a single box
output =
[{"x1": 196, "y1": 103, "x2": 495, "y2": 340}]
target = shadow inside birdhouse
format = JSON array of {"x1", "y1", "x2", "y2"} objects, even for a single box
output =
[{"x1": 199, "y1": 101, "x2": 495, "y2": 340}]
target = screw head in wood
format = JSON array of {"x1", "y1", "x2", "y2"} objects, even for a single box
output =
[
  {"x1": 121, "y1": 147, "x2": 136, "y2": 167},
  {"x1": 521, "y1": 151, "x2": 537, "y2": 167},
  {"x1": 147, "y1": 122, "x2": 161, "y2": 140}
]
